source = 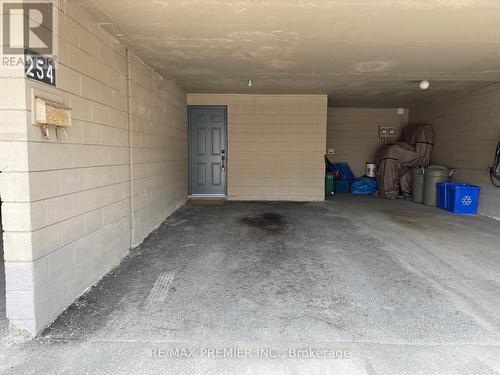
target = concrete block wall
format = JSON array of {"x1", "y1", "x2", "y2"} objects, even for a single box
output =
[
  {"x1": 410, "y1": 83, "x2": 500, "y2": 220},
  {"x1": 0, "y1": 0, "x2": 187, "y2": 335},
  {"x1": 0, "y1": 3, "x2": 32, "y2": 334},
  {"x1": 129, "y1": 56, "x2": 188, "y2": 245},
  {"x1": 327, "y1": 108, "x2": 409, "y2": 176},
  {"x1": 187, "y1": 94, "x2": 327, "y2": 201}
]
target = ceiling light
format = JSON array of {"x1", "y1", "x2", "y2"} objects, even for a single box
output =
[
  {"x1": 419, "y1": 80, "x2": 430, "y2": 90},
  {"x1": 248, "y1": 79, "x2": 253, "y2": 88}
]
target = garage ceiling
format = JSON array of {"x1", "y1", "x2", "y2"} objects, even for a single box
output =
[{"x1": 82, "y1": 0, "x2": 500, "y2": 106}]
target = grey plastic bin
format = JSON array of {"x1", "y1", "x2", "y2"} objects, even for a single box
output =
[
  {"x1": 412, "y1": 167, "x2": 425, "y2": 203},
  {"x1": 423, "y1": 166, "x2": 454, "y2": 206}
]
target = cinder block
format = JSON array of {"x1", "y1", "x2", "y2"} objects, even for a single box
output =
[
  {"x1": 5, "y1": 262, "x2": 35, "y2": 291},
  {"x1": 48, "y1": 244, "x2": 75, "y2": 277},
  {"x1": 3, "y1": 231, "x2": 33, "y2": 262},
  {"x1": 109, "y1": 108, "x2": 128, "y2": 129},
  {"x1": 31, "y1": 224, "x2": 64, "y2": 260},
  {"x1": 46, "y1": 195, "x2": 75, "y2": 225},
  {"x1": 0, "y1": 141, "x2": 29, "y2": 171},
  {"x1": 28, "y1": 170, "x2": 61, "y2": 201},
  {"x1": 103, "y1": 202, "x2": 120, "y2": 225},
  {"x1": 60, "y1": 167, "x2": 100, "y2": 194},
  {"x1": 44, "y1": 143, "x2": 74, "y2": 170},
  {"x1": 73, "y1": 190, "x2": 94, "y2": 215},
  {"x1": 57, "y1": 65, "x2": 81, "y2": 95},
  {"x1": 84, "y1": 209, "x2": 103, "y2": 234},
  {"x1": 6, "y1": 290, "x2": 36, "y2": 320},
  {"x1": 25, "y1": 141, "x2": 47, "y2": 171},
  {"x1": 67, "y1": 43, "x2": 92, "y2": 77},
  {"x1": 72, "y1": 144, "x2": 110, "y2": 168},
  {"x1": 83, "y1": 122, "x2": 101, "y2": 144},
  {"x1": 91, "y1": 102, "x2": 109, "y2": 125},
  {"x1": 81, "y1": 76, "x2": 102, "y2": 101},
  {"x1": 62, "y1": 215, "x2": 85, "y2": 244},
  {"x1": 1, "y1": 202, "x2": 32, "y2": 231},
  {"x1": 59, "y1": 12, "x2": 80, "y2": 45},
  {"x1": 0, "y1": 78, "x2": 27, "y2": 110},
  {"x1": 79, "y1": 30, "x2": 100, "y2": 58},
  {"x1": 101, "y1": 125, "x2": 116, "y2": 145},
  {"x1": 115, "y1": 128, "x2": 129, "y2": 147},
  {"x1": 70, "y1": 95, "x2": 92, "y2": 122},
  {"x1": 0, "y1": 110, "x2": 30, "y2": 142}
]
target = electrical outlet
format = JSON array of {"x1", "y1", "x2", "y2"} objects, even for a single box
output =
[{"x1": 379, "y1": 125, "x2": 396, "y2": 138}]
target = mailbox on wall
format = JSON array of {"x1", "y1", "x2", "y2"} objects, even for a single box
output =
[{"x1": 35, "y1": 97, "x2": 72, "y2": 127}]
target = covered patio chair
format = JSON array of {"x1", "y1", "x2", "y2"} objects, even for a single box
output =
[{"x1": 375, "y1": 124, "x2": 434, "y2": 199}]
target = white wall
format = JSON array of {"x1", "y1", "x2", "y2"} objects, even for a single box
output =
[
  {"x1": 327, "y1": 107, "x2": 409, "y2": 176},
  {"x1": 410, "y1": 83, "x2": 500, "y2": 220},
  {"x1": 0, "y1": 0, "x2": 187, "y2": 335},
  {"x1": 187, "y1": 94, "x2": 327, "y2": 201}
]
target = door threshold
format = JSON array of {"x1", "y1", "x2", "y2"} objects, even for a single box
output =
[
  {"x1": 188, "y1": 195, "x2": 227, "y2": 199},
  {"x1": 187, "y1": 196, "x2": 226, "y2": 205}
]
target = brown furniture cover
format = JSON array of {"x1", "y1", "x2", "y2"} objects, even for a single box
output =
[{"x1": 375, "y1": 124, "x2": 434, "y2": 199}]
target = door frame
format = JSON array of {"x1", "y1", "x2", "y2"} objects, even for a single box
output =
[{"x1": 188, "y1": 105, "x2": 228, "y2": 197}]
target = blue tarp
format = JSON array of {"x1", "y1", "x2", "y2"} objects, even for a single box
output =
[
  {"x1": 351, "y1": 177, "x2": 378, "y2": 195},
  {"x1": 327, "y1": 162, "x2": 355, "y2": 180}
]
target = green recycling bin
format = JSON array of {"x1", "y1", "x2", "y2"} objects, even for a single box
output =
[{"x1": 325, "y1": 172, "x2": 335, "y2": 197}]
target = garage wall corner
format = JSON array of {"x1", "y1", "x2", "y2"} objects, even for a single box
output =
[
  {"x1": 327, "y1": 107, "x2": 409, "y2": 176},
  {"x1": 410, "y1": 83, "x2": 500, "y2": 220}
]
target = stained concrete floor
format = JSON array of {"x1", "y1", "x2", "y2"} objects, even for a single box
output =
[{"x1": 1, "y1": 196, "x2": 500, "y2": 374}]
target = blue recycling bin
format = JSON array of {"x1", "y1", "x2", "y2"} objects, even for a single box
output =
[
  {"x1": 437, "y1": 182, "x2": 469, "y2": 210},
  {"x1": 447, "y1": 184, "x2": 481, "y2": 214}
]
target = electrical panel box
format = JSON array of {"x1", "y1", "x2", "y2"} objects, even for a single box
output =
[{"x1": 35, "y1": 97, "x2": 72, "y2": 127}]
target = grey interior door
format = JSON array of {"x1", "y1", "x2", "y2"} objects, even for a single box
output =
[{"x1": 189, "y1": 106, "x2": 227, "y2": 195}]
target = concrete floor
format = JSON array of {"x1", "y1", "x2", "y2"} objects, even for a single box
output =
[{"x1": 1, "y1": 196, "x2": 500, "y2": 374}]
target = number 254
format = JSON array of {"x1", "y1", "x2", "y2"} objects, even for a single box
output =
[{"x1": 26, "y1": 56, "x2": 54, "y2": 84}]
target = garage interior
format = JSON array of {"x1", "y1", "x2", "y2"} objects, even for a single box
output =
[{"x1": 0, "y1": 0, "x2": 499, "y2": 374}]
